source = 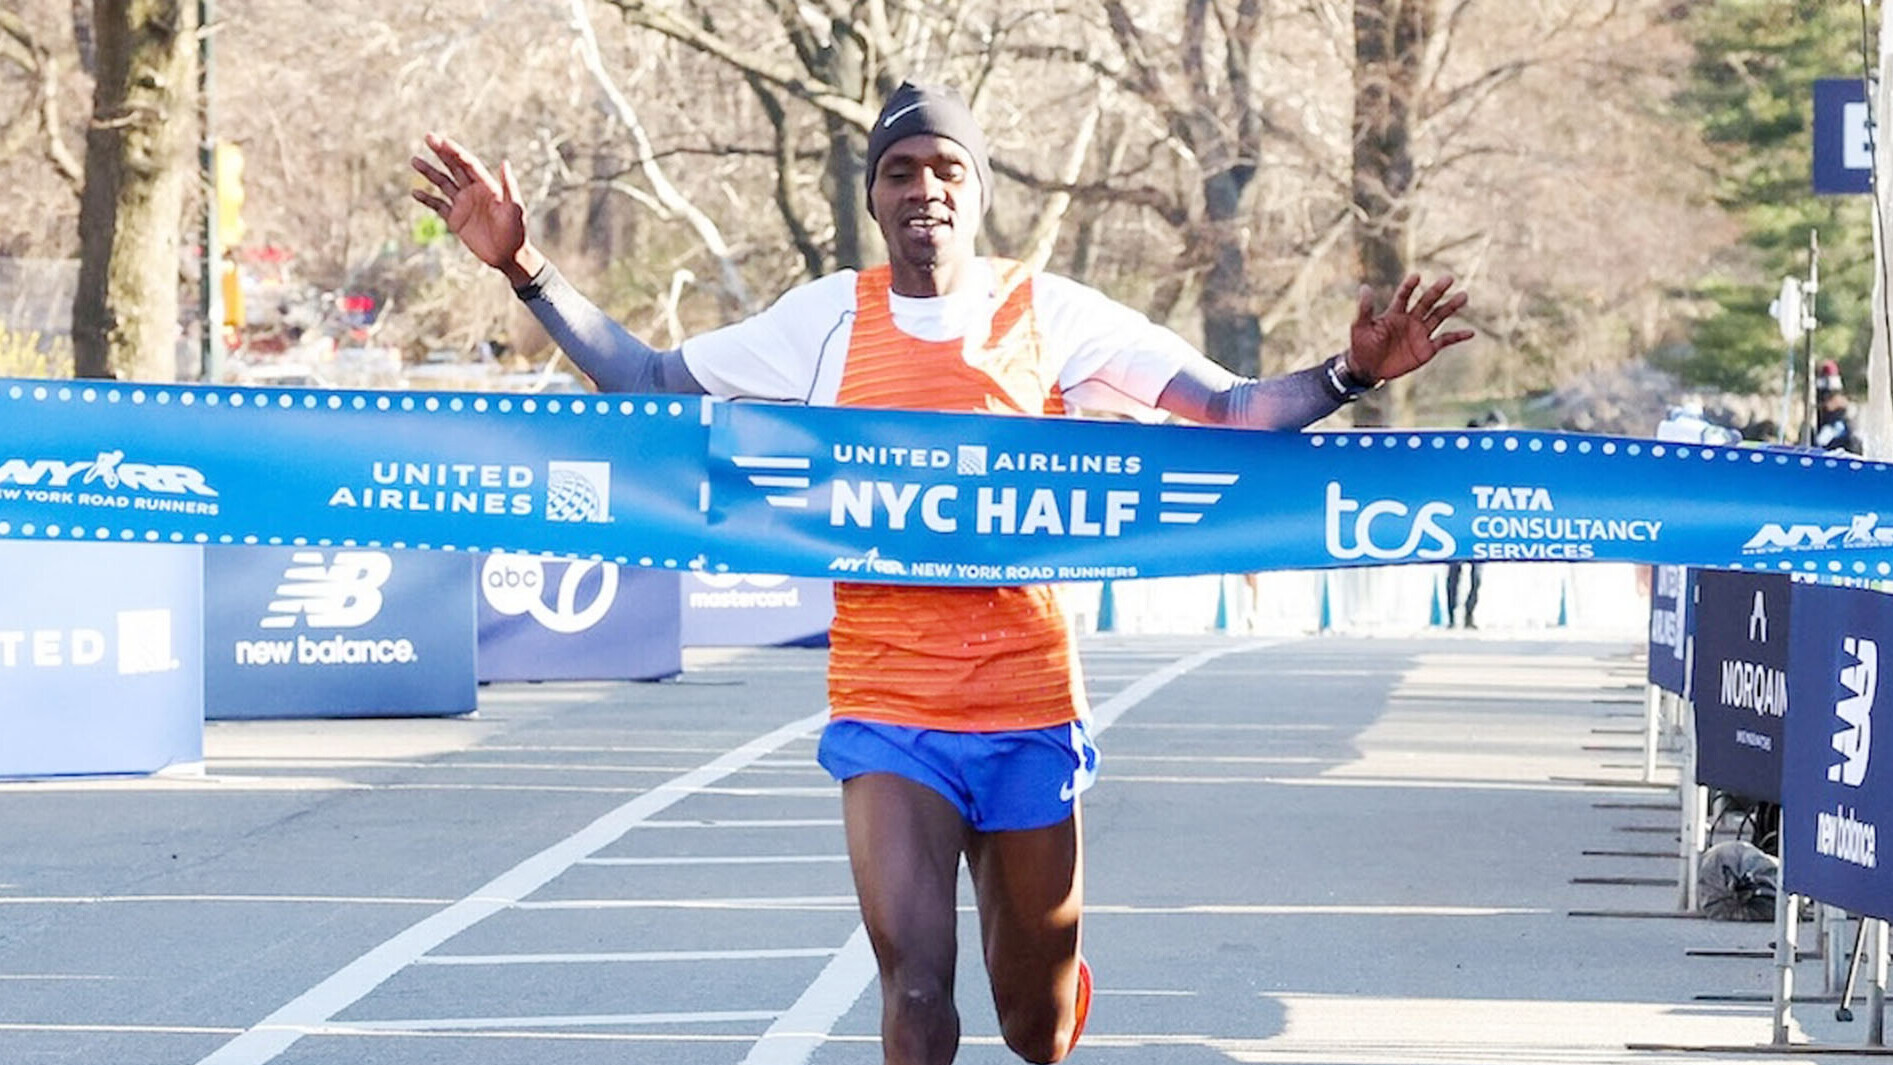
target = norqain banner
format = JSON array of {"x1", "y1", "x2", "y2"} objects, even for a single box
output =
[
  {"x1": 1688, "y1": 570, "x2": 1792, "y2": 803},
  {"x1": 4, "y1": 377, "x2": 1893, "y2": 583}
]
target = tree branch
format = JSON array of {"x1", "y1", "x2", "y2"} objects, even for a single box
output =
[
  {"x1": 1018, "y1": 87, "x2": 1104, "y2": 273},
  {"x1": 601, "y1": 0, "x2": 878, "y2": 129},
  {"x1": 568, "y1": 0, "x2": 754, "y2": 312},
  {"x1": 990, "y1": 157, "x2": 1188, "y2": 228}
]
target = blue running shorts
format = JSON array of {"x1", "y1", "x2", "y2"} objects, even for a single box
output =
[{"x1": 817, "y1": 718, "x2": 1101, "y2": 832}]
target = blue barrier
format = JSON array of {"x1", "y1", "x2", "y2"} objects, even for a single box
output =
[
  {"x1": 1783, "y1": 582, "x2": 1891, "y2": 921},
  {"x1": 1648, "y1": 564, "x2": 1691, "y2": 696},
  {"x1": 678, "y1": 573, "x2": 832, "y2": 648},
  {"x1": 0, "y1": 541, "x2": 202, "y2": 776},
  {"x1": 477, "y1": 553, "x2": 681, "y2": 681},
  {"x1": 1689, "y1": 570, "x2": 1791, "y2": 802},
  {"x1": 203, "y1": 546, "x2": 477, "y2": 718}
]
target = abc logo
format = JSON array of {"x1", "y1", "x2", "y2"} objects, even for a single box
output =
[{"x1": 482, "y1": 552, "x2": 619, "y2": 634}]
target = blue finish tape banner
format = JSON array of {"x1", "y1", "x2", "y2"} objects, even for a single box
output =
[{"x1": 5, "y1": 377, "x2": 1893, "y2": 583}]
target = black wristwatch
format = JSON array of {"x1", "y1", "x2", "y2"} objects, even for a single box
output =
[
  {"x1": 512, "y1": 263, "x2": 552, "y2": 303},
  {"x1": 1320, "y1": 353, "x2": 1377, "y2": 404}
]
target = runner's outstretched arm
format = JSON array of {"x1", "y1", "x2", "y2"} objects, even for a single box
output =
[
  {"x1": 1154, "y1": 274, "x2": 1472, "y2": 429},
  {"x1": 411, "y1": 133, "x2": 705, "y2": 395},
  {"x1": 513, "y1": 262, "x2": 706, "y2": 395},
  {"x1": 1154, "y1": 361, "x2": 1340, "y2": 430}
]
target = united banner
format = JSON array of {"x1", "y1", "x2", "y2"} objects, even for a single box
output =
[{"x1": 4, "y1": 377, "x2": 1892, "y2": 582}]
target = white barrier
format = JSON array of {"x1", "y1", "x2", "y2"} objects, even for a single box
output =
[{"x1": 1072, "y1": 562, "x2": 1648, "y2": 637}]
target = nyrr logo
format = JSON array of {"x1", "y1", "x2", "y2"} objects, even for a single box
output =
[
  {"x1": 1831, "y1": 636, "x2": 1876, "y2": 787},
  {"x1": 545, "y1": 461, "x2": 612, "y2": 523},
  {"x1": 481, "y1": 552, "x2": 619, "y2": 635},
  {"x1": 1744, "y1": 515, "x2": 1893, "y2": 553},
  {"x1": 0, "y1": 452, "x2": 218, "y2": 495},
  {"x1": 261, "y1": 551, "x2": 392, "y2": 629},
  {"x1": 1323, "y1": 482, "x2": 1456, "y2": 561}
]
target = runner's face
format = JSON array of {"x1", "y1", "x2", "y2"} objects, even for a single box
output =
[{"x1": 872, "y1": 134, "x2": 980, "y2": 295}]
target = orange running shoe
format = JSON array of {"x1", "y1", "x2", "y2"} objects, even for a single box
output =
[{"x1": 1070, "y1": 957, "x2": 1093, "y2": 1050}]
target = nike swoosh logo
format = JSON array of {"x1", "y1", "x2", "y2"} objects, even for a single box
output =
[
  {"x1": 882, "y1": 101, "x2": 924, "y2": 129},
  {"x1": 1059, "y1": 781, "x2": 1077, "y2": 802}
]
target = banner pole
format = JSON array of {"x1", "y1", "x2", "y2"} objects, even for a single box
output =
[
  {"x1": 1870, "y1": 918, "x2": 1887, "y2": 1047},
  {"x1": 1772, "y1": 896, "x2": 1798, "y2": 1044},
  {"x1": 1825, "y1": 905, "x2": 1845, "y2": 994},
  {"x1": 1642, "y1": 683, "x2": 1661, "y2": 783},
  {"x1": 1678, "y1": 703, "x2": 1700, "y2": 912},
  {"x1": 1771, "y1": 813, "x2": 1797, "y2": 1046}
]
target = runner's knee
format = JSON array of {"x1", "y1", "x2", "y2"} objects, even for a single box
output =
[
  {"x1": 883, "y1": 967, "x2": 955, "y2": 1019},
  {"x1": 999, "y1": 1011, "x2": 1075, "y2": 1064}
]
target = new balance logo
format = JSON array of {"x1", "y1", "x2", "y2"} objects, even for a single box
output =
[
  {"x1": 261, "y1": 551, "x2": 392, "y2": 629},
  {"x1": 1831, "y1": 636, "x2": 1876, "y2": 787}
]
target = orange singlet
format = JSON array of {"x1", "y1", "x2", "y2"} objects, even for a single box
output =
[{"x1": 825, "y1": 263, "x2": 1087, "y2": 731}]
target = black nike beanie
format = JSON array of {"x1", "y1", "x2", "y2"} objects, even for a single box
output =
[{"x1": 864, "y1": 81, "x2": 992, "y2": 217}]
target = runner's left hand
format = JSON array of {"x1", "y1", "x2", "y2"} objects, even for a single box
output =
[{"x1": 1344, "y1": 275, "x2": 1473, "y2": 384}]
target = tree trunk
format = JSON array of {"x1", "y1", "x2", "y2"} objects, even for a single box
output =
[
  {"x1": 1201, "y1": 165, "x2": 1261, "y2": 377},
  {"x1": 72, "y1": 0, "x2": 194, "y2": 381},
  {"x1": 1351, "y1": 0, "x2": 1429, "y2": 426},
  {"x1": 825, "y1": 113, "x2": 868, "y2": 271}
]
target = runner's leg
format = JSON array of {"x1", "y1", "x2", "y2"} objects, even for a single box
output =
[
  {"x1": 843, "y1": 772, "x2": 970, "y2": 1065},
  {"x1": 967, "y1": 804, "x2": 1084, "y2": 1063}
]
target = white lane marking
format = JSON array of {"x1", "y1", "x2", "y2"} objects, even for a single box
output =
[
  {"x1": 0, "y1": 895, "x2": 451, "y2": 906},
  {"x1": 1084, "y1": 904, "x2": 1546, "y2": 917},
  {"x1": 516, "y1": 896, "x2": 857, "y2": 911},
  {"x1": 1103, "y1": 775, "x2": 1669, "y2": 794},
  {"x1": 417, "y1": 948, "x2": 839, "y2": 966},
  {"x1": 210, "y1": 759, "x2": 796, "y2": 773},
  {"x1": 739, "y1": 925, "x2": 875, "y2": 1065},
  {"x1": 334, "y1": 1010, "x2": 779, "y2": 1031},
  {"x1": 739, "y1": 642, "x2": 1273, "y2": 1065},
  {"x1": 0, "y1": 1022, "x2": 242, "y2": 1034},
  {"x1": 192, "y1": 709, "x2": 829, "y2": 1065},
  {"x1": 640, "y1": 818, "x2": 842, "y2": 828},
  {"x1": 578, "y1": 855, "x2": 849, "y2": 866}
]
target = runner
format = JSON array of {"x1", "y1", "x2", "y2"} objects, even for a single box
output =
[{"x1": 414, "y1": 80, "x2": 1472, "y2": 1064}]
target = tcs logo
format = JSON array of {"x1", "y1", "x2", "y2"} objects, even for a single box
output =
[
  {"x1": 1323, "y1": 482, "x2": 1456, "y2": 561},
  {"x1": 481, "y1": 553, "x2": 619, "y2": 634}
]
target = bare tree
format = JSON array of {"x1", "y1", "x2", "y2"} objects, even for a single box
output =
[
  {"x1": 1097, "y1": 0, "x2": 1275, "y2": 376},
  {"x1": 1350, "y1": 0, "x2": 1429, "y2": 425},
  {"x1": 0, "y1": 10, "x2": 85, "y2": 190},
  {"x1": 71, "y1": 0, "x2": 197, "y2": 380}
]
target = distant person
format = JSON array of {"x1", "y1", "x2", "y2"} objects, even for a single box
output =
[
  {"x1": 1655, "y1": 402, "x2": 1740, "y2": 446},
  {"x1": 1811, "y1": 359, "x2": 1862, "y2": 455},
  {"x1": 1445, "y1": 411, "x2": 1503, "y2": 629},
  {"x1": 415, "y1": 80, "x2": 1474, "y2": 1065}
]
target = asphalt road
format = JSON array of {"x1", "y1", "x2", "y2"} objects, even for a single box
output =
[{"x1": 0, "y1": 634, "x2": 1881, "y2": 1064}]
